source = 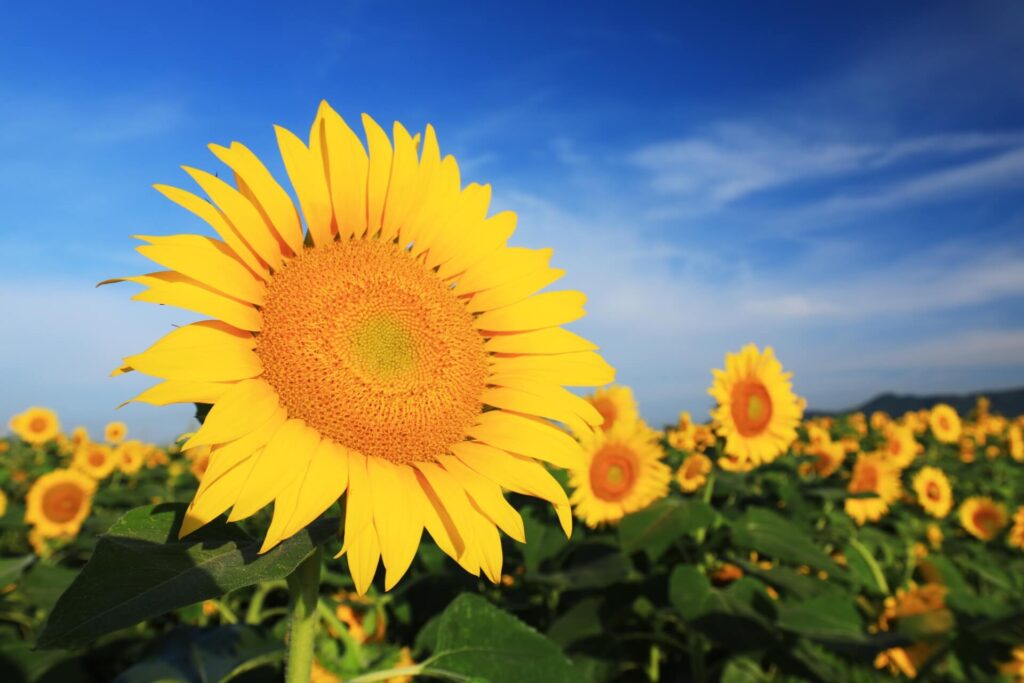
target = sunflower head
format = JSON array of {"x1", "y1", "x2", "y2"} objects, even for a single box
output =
[
  {"x1": 1008, "y1": 424, "x2": 1024, "y2": 462},
  {"x1": 801, "y1": 441, "x2": 846, "y2": 479},
  {"x1": 9, "y1": 407, "x2": 60, "y2": 446},
  {"x1": 570, "y1": 421, "x2": 670, "y2": 527},
  {"x1": 926, "y1": 523, "x2": 944, "y2": 550},
  {"x1": 929, "y1": 404, "x2": 961, "y2": 444},
  {"x1": 107, "y1": 102, "x2": 613, "y2": 593},
  {"x1": 115, "y1": 440, "x2": 146, "y2": 475},
  {"x1": 844, "y1": 453, "x2": 901, "y2": 525},
  {"x1": 960, "y1": 496, "x2": 1007, "y2": 541},
  {"x1": 881, "y1": 425, "x2": 920, "y2": 470},
  {"x1": 105, "y1": 421, "x2": 127, "y2": 444},
  {"x1": 912, "y1": 466, "x2": 953, "y2": 519},
  {"x1": 709, "y1": 344, "x2": 802, "y2": 465},
  {"x1": 1008, "y1": 506, "x2": 1024, "y2": 550},
  {"x1": 72, "y1": 442, "x2": 117, "y2": 480},
  {"x1": 586, "y1": 385, "x2": 640, "y2": 434},
  {"x1": 25, "y1": 469, "x2": 97, "y2": 538},
  {"x1": 874, "y1": 582, "x2": 951, "y2": 678},
  {"x1": 676, "y1": 453, "x2": 712, "y2": 493}
]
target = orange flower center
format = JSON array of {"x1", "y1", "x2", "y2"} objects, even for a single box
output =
[
  {"x1": 88, "y1": 450, "x2": 106, "y2": 467},
  {"x1": 731, "y1": 380, "x2": 772, "y2": 436},
  {"x1": 42, "y1": 483, "x2": 85, "y2": 523},
  {"x1": 29, "y1": 417, "x2": 49, "y2": 433},
  {"x1": 926, "y1": 481, "x2": 941, "y2": 501},
  {"x1": 683, "y1": 456, "x2": 706, "y2": 479},
  {"x1": 256, "y1": 239, "x2": 489, "y2": 465},
  {"x1": 938, "y1": 416, "x2": 950, "y2": 430},
  {"x1": 972, "y1": 507, "x2": 1003, "y2": 537},
  {"x1": 850, "y1": 462, "x2": 879, "y2": 493},
  {"x1": 591, "y1": 396, "x2": 617, "y2": 431},
  {"x1": 589, "y1": 443, "x2": 638, "y2": 501}
]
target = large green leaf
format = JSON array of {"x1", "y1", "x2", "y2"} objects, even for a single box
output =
[
  {"x1": 618, "y1": 498, "x2": 716, "y2": 560},
  {"x1": 728, "y1": 507, "x2": 844, "y2": 577},
  {"x1": 776, "y1": 594, "x2": 866, "y2": 644},
  {"x1": 425, "y1": 594, "x2": 585, "y2": 683},
  {"x1": 0, "y1": 555, "x2": 33, "y2": 587},
  {"x1": 38, "y1": 504, "x2": 337, "y2": 649},
  {"x1": 668, "y1": 565, "x2": 712, "y2": 621}
]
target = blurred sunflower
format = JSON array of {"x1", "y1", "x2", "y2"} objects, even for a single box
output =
[
  {"x1": 106, "y1": 102, "x2": 612, "y2": 593},
  {"x1": 717, "y1": 452, "x2": 756, "y2": 473},
  {"x1": 874, "y1": 582, "x2": 951, "y2": 679},
  {"x1": 1000, "y1": 646, "x2": 1024, "y2": 682},
  {"x1": 928, "y1": 404, "x2": 961, "y2": 444},
  {"x1": 926, "y1": 523, "x2": 943, "y2": 550},
  {"x1": 0, "y1": 490, "x2": 7, "y2": 518},
  {"x1": 105, "y1": 421, "x2": 127, "y2": 444},
  {"x1": 667, "y1": 411, "x2": 696, "y2": 451},
  {"x1": 1008, "y1": 506, "x2": 1024, "y2": 550},
  {"x1": 25, "y1": 469, "x2": 97, "y2": 538},
  {"x1": 72, "y1": 442, "x2": 117, "y2": 479},
  {"x1": 70, "y1": 426, "x2": 90, "y2": 450},
  {"x1": 844, "y1": 453, "x2": 901, "y2": 525},
  {"x1": 570, "y1": 421, "x2": 670, "y2": 527},
  {"x1": 800, "y1": 441, "x2": 845, "y2": 478},
  {"x1": 187, "y1": 444, "x2": 212, "y2": 480},
  {"x1": 911, "y1": 467, "x2": 953, "y2": 518},
  {"x1": 116, "y1": 440, "x2": 146, "y2": 475},
  {"x1": 881, "y1": 425, "x2": 919, "y2": 469},
  {"x1": 959, "y1": 496, "x2": 1007, "y2": 541},
  {"x1": 1009, "y1": 423, "x2": 1023, "y2": 462},
  {"x1": 709, "y1": 344, "x2": 802, "y2": 465},
  {"x1": 676, "y1": 453, "x2": 711, "y2": 493},
  {"x1": 586, "y1": 385, "x2": 639, "y2": 433},
  {"x1": 9, "y1": 407, "x2": 60, "y2": 446}
]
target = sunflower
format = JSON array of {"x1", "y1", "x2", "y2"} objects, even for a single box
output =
[
  {"x1": 926, "y1": 523, "x2": 943, "y2": 550},
  {"x1": 928, "y1": 404, "x2": 961, "y2": 444},
  {"x1": 187, "y1": 444, "x2": 213, "y2": 480},
  {"x1": 569, "y1": 421, "x2": 670, "y2": 527},
  {"x1": 844, "y1": 453, "x2": 901, "y2": 525},
  {"x1": 9, "y1": 407, "x2": 60, "y2": 446},
  {"x1": 106, "y1": 103, "x2": 612, "y2": 593},
  {"x1": 0, "y1": 490, "x2": 7, "y2": 518},
  {"x1": 717, "y1": 451, "x2": 756, "y2": 473},
  {"x1": 1009, "y1": 424, "x2": 1023, "y2": 462},
  {"x1": 911, "y1": 467, "x2": 953, "y2": 518},
  {"x1": 72, "y1": 442, "x2": 117, "y2": 480},
  {"x1": 880, "y1": 424, "x2": 919, "y2": 470},
  {"x1": 800, "y1": 441, "x2": 845, "y2": 478},
  {"x1": 1001, "y1": 646, "x2": 1024, "y2": 682},
  {"x1": 115, "y1": 440, "x2": 146, "y2": 475},
  {"x1": 959, "y1": 496, "x2": 1007, "y2": 541},
  {"x1": 586, "y1": 385, "x2": 640, "y2": 434},
  {"x1": 667, "y1": 411, "x2": 696, "y2": 451},
  {"x1": 874, "y1": 582, "x2": 951, "y2": 679},
  {"x1": 709, "y1": 344, "x2": 802, "y2": 465},
  {"x1": 25, "y1": 469, "x2": 97, "y2": 538},
  {"x1": 104, "y1": 421, "x2": 127, "y2": 444},
  {"x1": 676, "y1": 453, "x2": 711, "y2": 493},
  {"x1": 1008, "y1": 506, "x2": 1024, "y2": 550},
  {"x1": 70, "y1": 426, "x2": 90, "y2": 450}
]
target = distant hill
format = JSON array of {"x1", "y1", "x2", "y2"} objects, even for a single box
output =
[{"x1": 809, "y1": 387, "x2": 1024, "y2": 418}]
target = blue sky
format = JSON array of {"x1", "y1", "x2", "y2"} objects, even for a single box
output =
[{"x1": 2, "y1": 2, "x2": 1023, "y2": 441}]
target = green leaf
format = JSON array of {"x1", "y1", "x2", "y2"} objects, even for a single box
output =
[
  {"x1": 668, "y1": 565, "x2": 712, "y2": 621},
  {"x1": 20, "y1": 563, "x2": 78, "y2": 612},
  {"x1": 547, "y1": 597, "x2": 604, "y2": 647},
  {"x1": 776, "y1": 594, "x2": 866, "y2": 644},
  {"x1": 0, "y1": 555, "x2": 33, "y2": 587},
  {"x1": 728, "y1": 507, "x2": 844, "y2": 577},
  {"x1": 536, "y1": 551, "x2": 631, "y2": 590},
  {"x1": 426, "y1": 594, "x2": 585, "y2": 683},
  {"x1": 38, "y1": 503, "x2": 336, "y2": 649},
  {"x1": 844, "y1": 538, "x2": 890, "y2": 596},
  {"x1": 520, "y1": 507, "x2": 568, "y2": 574},
  {"x1": 721, "y1": 656, "x2": 770, "y2": 683},
  {"x1": 618, "y1": 498, "x2": 716, "y2": 560}
]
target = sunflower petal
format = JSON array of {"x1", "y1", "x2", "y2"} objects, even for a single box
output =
[
  {"x1": 362, "y1": 114, "x2": 393, "y2": 235},
  {"x1": 108, "y1": 272, "x2": 262, "y2": 332},
  {"x1": 194, "y1": 408, "x2": 287, "y2": 499},
  {"x1": 276, "y1": 124, "x2": 334, "y2": 245},
  {"x1": 123, "y1": 321, "x2": 260, "y2": 383},
  {"x1": 135, "y1": 234, "x2": 265, "y2": 304},
  {"x1": 490, "y1": 351, "x2": 615, "y2": 387},
  {"x1": 439, "y1": 455, "x2": 524, "y2": 543},
  {"x1": 339, "y1": 452, "x2": 372, "y2": 555},
  {"x1": 475, "y1": 291, "x2": 586, "y2": 333},
  {"x1": 347, "y1": 522, "x2": 381, "y2": 596},
  {"x1": 380, "y1": 121, "x2": 419, "y2": 242},
  {"x1": 484, "y1": 327, "x2": 597, "y2": 355},
  {"x1": 124, "y1": 379, "x2": 232, "y2": 407},
  {"x1": 481, "y1": 386, "x2": 597, "y2": 441},
  {"x1": 183, "y1": 379, "x2": 279, "y2": 450},
  {"x1": 179, "y1": 450, "x2": 260, "y2": 538},
  {"x1": 411, "y1": 467, "x2": 463, "y2": 560},
  {"x1": 318, "y1": 102, "x2": 368, "y2": 240},
  {"x1": 279, "y1": 439, "x2": 350, "y2": 542},
  {"x1": 466, "y1": 261, "x2": 563, "y2": 313},
  {"x1": 453, "y1": 246, "x2": 553, "y2": 296},
  {"x1": 413, "y1": 462, "x2": 480, "y2": 575},
  {"x1": 228, "y1": 419, "x2": 319, "y2": 521},
  {"x1": 468, "y1": 411, "x2": 583, "y2": 469},
  {"x1": 367, "y1": 458, "x2": 423, "y2": 590}
]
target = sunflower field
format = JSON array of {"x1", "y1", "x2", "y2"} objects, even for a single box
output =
[{"x1": 3, "y1": 106, "x2": 1024, "y2": 683}]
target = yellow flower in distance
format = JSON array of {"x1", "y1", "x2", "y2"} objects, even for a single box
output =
[
  {"x1": 104, "y1": 421, "x2": 127, "y2": 444},
  {"x1": 25, "y1": 469, "x2": 97, "y2": 538},
  {"x1": 676, "y1": 453, "x2": 712, "y2": 493},
  {"x1": 9, "y1": 407, "x2": 60, "y2": 446},
  {"x1": 105, "y1": 102, "x2": 613, "y2": 593},
  {"x1": 844, "y1": 453, "x2": 901, "y2": 525},
  {"x1": 912, "y1": 466, "x2": 953, "y2": 519},
  {"x1": 115, "y1": 440, "x2": 146, "y2": 475},
  {"x1": 1009, "y1": 424, "x2": 1023, "y2": 462},
  {"x1": 801, "y1": 441, "x2": 846, "y2": 479},
  {"x1": 72, "y1": 442, "x2": 117, "y2": 480},
  {"x1": 881, "y1": 425, "x2": 919, "y2": 470},
  {"x1": 959, "y1": 497, "x2": 1007, "y2": 541},
  {"x1": 874, "y1": 582, "x2": 951, "y2": 679},
  {"x1": 667, "y1": 411, "x2": 696, "y2": 451},
  {"x1": 709, "y1": 344, "x2": 802, "y2": 465},
  {"x1": 570, "y1": 421, "x2": 670, "y2": 527},
  {"x1": 586, "y1": 385, "x2": 639, "y2": 433},
  {"x1": 1008, "y1": 506, "x2": 1024, "y2": 550},
  {"x1": 0, "y1": 490, "x2": 7, "y2": 518},
  {"x1": 929, "y1": 404, "x2": 961, "y2": 444}
]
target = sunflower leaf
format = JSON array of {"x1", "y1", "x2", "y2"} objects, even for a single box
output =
[
  {"x1": 37, "y1": 503, "x2": 336, "y2": 649},
  {"x1": 618, "y1": 498, "x2": 717, "y2": 560}
]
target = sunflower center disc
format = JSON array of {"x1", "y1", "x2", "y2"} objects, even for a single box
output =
[
  {"x1": 256, "y1": 239, "x2": 489, "y2": 464},
  {"x1": 731, "y1": 380, "x2": 773, "y2": 437},
  {"x1": 590, "y1": 443, "x2": 637, "y2": 501},
  {"x1": 42, "y1": 483, "x2": 85, "y2": 523}
]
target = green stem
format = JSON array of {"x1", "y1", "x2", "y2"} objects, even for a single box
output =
[{"x1": 284, "y1": 548, "x2": 322, "y2": 683}]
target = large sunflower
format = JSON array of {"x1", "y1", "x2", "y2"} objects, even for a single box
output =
[
  {"x1": 72, "y1": 442, "x2": 117, "y2": 480},
  {"x1": 9, "y1": 407, "x2": 60, "y2": 446},
  {"x1": 25, "y1": 469, "x2": 97, "y2": 538},
  {"x1": 569, "y1": 421, "x2": 670, "y2": 527},
  {"x1": 911, "y1": 466, "x2": 953, "y2": 519},
  {"x1": 959, "y1": 496, "x2": 1007, "y2": 541},
  {"x1": 844, "y1": 453, "x2": 901, "y2": 525},
  {"x1": 709, "y1": 344, "x2": 802, "y2": 465},
  {"x1": 107, "y1": 102, "x2": 613, "y2": 593}
]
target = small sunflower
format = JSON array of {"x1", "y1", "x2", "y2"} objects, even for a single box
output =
[
  {"x1": 107, "y1": 103, "x2": 613, "y2": 593},
  {"x1": 709, "y1": 344, "x2": 802, "y2": 465},
  {"x1": 0, "y1": 490, "x2": 7, "y2": 518},
  {"x1": 717, "y1": 451, "x2": 756, "y2": 473},
  {"x1": 72, "y1": 442, "x2": 117, "y2": 479},
  {"x1": 70, "y1": 426, "x2": 90, "y2": 450},
  {"x1": 874, "y1": 582, "x2": 951, "y2": 679},
  {"x1": 844, "y1": 453, "x2": 901, "y2": 525},
  {"x1": 569, "y1": 421, "x2": 670, "y2": 527},
  {"x1": 9, "y1": 407, "x2": 60, "y2": 446},
  {"x1": 926, "y1": 523, "x2": 943, "y2": 550},
  {"x1": 586, "y1": 385, "x2": 640, "y2": 434},
  {"x1": 959, "y1": 496, "x2": 1007, "y2": 541},
  {"x1": 667, "y1": 411, "x2": 696, "y2": 451},
  {"x1": 25, "y1": 469, "x2": 97, "y2": 538},
  {"x1": 911, "y1": 467, "x2": 953, "y2": 518},
  {"x1": 880, "y1": 425, "x2": 919, "y2": 470},
  {"x1": 1000, "y1": 646, "x2": 1024, "y2": 682},
  {"x1": 676, "y1": 453, "x2": 712, "y2": 493},
  {"x1": 104, "y1": 421, "x2": 128, "y2": 444},
  {"x1": 116, "y1": 440, "x2": 146, "y2": 475},
  {"x1": 800, "y1": 441, "x2": 846, "y2": 478},
  {"x1": 929, "y1": 404, "x2": 961, "y2": 444},
  {"x1": 1009, "y1": 424, "x2": 1023, "y2": 462},
  {"x1": 1008, "y1": 506, "x2": 1024, "y2": 550}
]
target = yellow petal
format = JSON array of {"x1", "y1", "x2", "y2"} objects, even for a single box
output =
[
  {"x1": 135, "y1": 234, "x2": 265, "y2": 304},
  {"x1": 154, "y1": 184, "x2": 269, "y2": 280},
  {"x1": 208, "y1": 142, "x2": 305, "y2": 256},
  {"x1": 183, "y1": 379, "x2": 279, "y2": 450},
  {"x1": 107, "y1": 272, "x2": 262, "y2": 332},
  {"x1": 228, "y1": 419, "x2": 319, "y2": 521},
  {"x1": 124, "y1": 379, "x2": 232, "y2": 407},
  {"x1": 397, "y1": 124, "x2": 441, "y2": 247},
  {"x1": 318, "y1": 102, "x2": 368, "y2": 240},
  {"x1": 407, "y1": 155, "x2": 460, "y2": 258},
  {"x1": 279, "y1": 439, "x2": 349, "y2": 542},
  {"x1": 480, "y1": 386, "x2": 598, "y2": 440},
  {"x1": 276, "y1": 124, "x2": 334, "y2": 245},
  {"x1": 366, "y1": 458, "x2": 423, "y2": 590},
  {"x1": 123, "y1": 321, "x2": 261, "y2": 382},
  {"x1": 453, "y1": 247, "x2": 553, "y2": 296},
  {"x1": 413, "y1": 462, "x2": 480, "y2": 575},
  {"x1": 339, "y1": 451, "x2": 372, "y2": 555},
  {"x1": 484, "y1": 328, "x2": 597, "y2": 355},
  {"x1": 475, "y1": 291, "x2": 585, "y2": 333},
  {"x1": 380, "y1": 121, "x2": 419, "y2": 243},
  {"x1": 259, "y1": 475, "x2": 303, "y2": 554},
  {"x1": 426, "y1": 183, "x2": 492, "y2": 271},
  {"x1": 347, "y1": 523, "x2": 381, "y2": 596},
  {"x1": 466, "y1": 261, "x2": 563, "y2": 313},
  {"x1": 439, "y1": 455, "x2": 524, "y2": 543},
  {"x1": 489, "y1": 351, "x2": 615, "y2": 387},
  {"x1": 179, "y1": 451, "x2": 259, "y2": 538},
  {"x1": 467, "y1": 411, "x2": 583, "y2": 469},
  {"x1": 468, "y1": 498, "x2": 503, "y2": 583},
  {"x1": 194, "y1": 408, "x2": 287, "y2": 499},
  {"x1": 411, "y1": 467, "x2": 463, "y2": 561},
  {"x1": 362, "y1": 113, "x2": 393, "y2": 234}
]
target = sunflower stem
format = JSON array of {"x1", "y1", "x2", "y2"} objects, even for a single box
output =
[{"x1": 285, "y1": 547, "x2": 322, "y2": 683}]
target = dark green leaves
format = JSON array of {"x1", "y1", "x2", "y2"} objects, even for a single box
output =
[
  {"x1": 618, "y1": 498, "x2": 716, "y2": 560},
  {"x1": 728, "y1": 507, "x2": 844, "y2": 577},
  {"x1": 38, "y1": 504, "x2": 336, "y2": 649}
]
